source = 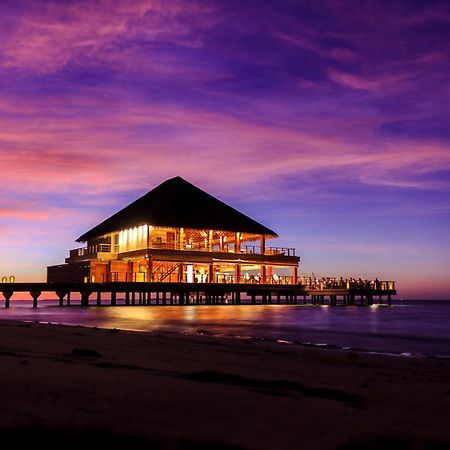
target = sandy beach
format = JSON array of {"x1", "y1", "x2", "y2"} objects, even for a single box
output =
[{"x1": 0, "y1": 320, "x2": 449, "y2": 450}]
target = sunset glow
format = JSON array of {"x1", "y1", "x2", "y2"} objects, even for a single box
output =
[{"x1": 0, "y1": 1, "x2": 449, "y2": 298}]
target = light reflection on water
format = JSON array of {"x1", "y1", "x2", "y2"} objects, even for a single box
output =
[{"x1": 1, "y1": 300, "x2": 449, "y2": 357}]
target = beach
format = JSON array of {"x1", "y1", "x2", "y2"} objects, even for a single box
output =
[{"x1": 0, "y1": 320, "x2": 449, "y2": 449}]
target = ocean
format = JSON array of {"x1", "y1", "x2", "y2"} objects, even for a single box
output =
[{"x1": 0, "y1": 299, "x2": 449, "y2": 358}]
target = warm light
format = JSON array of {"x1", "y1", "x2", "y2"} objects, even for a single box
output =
[
  {"x1": 186, "y1": 264, "x2": 194, "y2": 283},
  {"x1": 1, "y1": 276, "x2": 7, "y2": 283},
  {"x1": 9, "y1": 276, "x2": 15, "y2": 283}
]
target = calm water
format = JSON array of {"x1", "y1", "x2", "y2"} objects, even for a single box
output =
[{"x1": 0, "y1": 300, "x2": 449, "y2": 357}]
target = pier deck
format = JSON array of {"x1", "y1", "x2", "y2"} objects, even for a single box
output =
[{"x1": 1, "y1": 281, "x2": 396, "y2": 308}]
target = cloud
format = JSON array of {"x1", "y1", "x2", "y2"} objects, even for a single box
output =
[{"x1": 0, "y1": 0, "x2": 218, "y2": 74}]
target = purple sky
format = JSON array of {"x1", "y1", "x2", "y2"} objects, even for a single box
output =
[{"x1": 0, "y1": 0, "x2": 449, "y2": 298}]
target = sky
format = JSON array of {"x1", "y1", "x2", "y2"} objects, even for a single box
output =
[{"x1": 0, "y1": 0, "x2": 449, "y2": 299}]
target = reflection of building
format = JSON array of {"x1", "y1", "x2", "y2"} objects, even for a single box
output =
[{"x1": 47, "y1": 177, "x2": 300, "y2": 284}]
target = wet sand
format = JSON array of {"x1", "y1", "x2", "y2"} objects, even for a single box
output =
[{"x1": 0, "y1": 320, "x2": 449, "y2": 449}]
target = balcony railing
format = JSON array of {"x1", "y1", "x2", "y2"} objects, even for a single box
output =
[
  {"x1": 69, "y1": 244, "x2": 119, "y2": 258},
  {"x1": 69, "y1": 243, "x2": 296, "y2": 258}
]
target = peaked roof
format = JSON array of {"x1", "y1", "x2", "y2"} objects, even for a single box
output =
[{"x1": 77, "y1": 176, "x2": 277, "y2": 242}]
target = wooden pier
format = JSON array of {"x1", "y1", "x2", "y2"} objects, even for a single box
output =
[{"x1": 0, "y1": 281, "x2": 396, "y2": 308}]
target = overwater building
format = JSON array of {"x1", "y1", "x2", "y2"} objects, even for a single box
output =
[{"x1": 47, "y1": 177, "x2": 300, "y2": 284}]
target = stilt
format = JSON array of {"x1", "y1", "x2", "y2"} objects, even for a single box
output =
[
  {"x1": 67, "y1": 291, "x2": 71, "y2": 306},
  {"x1": 30, "y1": 291, "x2": 41, "y2": 308},
  {"x1": 2, "y1": 291, "x2": 13, "y2": 308},
  {"x1": 56, "y1": 291, "x2": 66, "y2": 307},
  {"x1": 125, "y1": 291, "x2": 130, "y2": 306},
  {"x1": 111, "y1": 291, "x2": 116, "y2": 306},
  {"x1": 81, "y1": 291, "x2": 91, "y2": 307},
  {"x1": 96, "y1": 291, "x2": 101, "y2": 306}
]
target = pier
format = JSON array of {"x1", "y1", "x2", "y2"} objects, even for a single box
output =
[{"x1": 1, "y1": 279, "x2": 396, "y2": 308}]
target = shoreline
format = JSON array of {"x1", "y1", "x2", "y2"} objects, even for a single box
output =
[
  {"x1": 1, "y1": 319, "x2": 449, "y2": 449},
  {"x1": 1, "y1": 300, "x2": 450, "y2": 359},
  {"x1": 12, "y1": 317, "x2": 450, "y2": 360}
]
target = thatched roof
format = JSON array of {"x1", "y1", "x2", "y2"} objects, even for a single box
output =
[{"x1": 77, "y1": 177, "x2": 277, "y2": 242}]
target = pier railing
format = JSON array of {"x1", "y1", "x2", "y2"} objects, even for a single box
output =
[{"x1": 94, "y1": 272, "x2": 395, "y2": 290}]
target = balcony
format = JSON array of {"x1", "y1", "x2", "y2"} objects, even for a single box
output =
[{"x1": 68, "y1": 244, "x2": 119, "y2": 260}]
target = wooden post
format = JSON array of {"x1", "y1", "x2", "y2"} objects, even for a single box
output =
[
  {"x1": 178, "y1": 263, "x2": 184, "y2": 283},
  {"x1": 291, "y1": 266, "x2": 298, "y2": 284},
  {"x1": 209, "y1": 263, "x2": 214, "y2": 283},
  {"x1": 125, "y1": 291, "x2": 130, "y2": 305},
  {"x1": 2, "y1": 291, "x2": 13, "y2": 308},
  {"x1": 81, "y1": 291, "x2": 91, "y2": 307},
  {"x1": 30, "y1": 291, "x2": 41, "y2": 308},
  {"x1": 97, "y1": 291, "x2": 101, "y2": 306},
  {"x1": 235, "y1": 232, "x2": 241, "y2": 253},
  {"x1": 388, "y1": 294, "x2": 392, "y2": 306},
  {"x1": 67, "y1": 291, "x2": 71, "y2": 306},
  {"x1": 208, "y1": 230, "x2": 213, "y2": 252},
  {"x1": 56, "y1": 291, "x2": 66, "y2": 307},
  {"x1": 235, "y1": 263, "x2": 241, "y2": 284},
  {"x1": 146, "y1": 253, "x2": 153, "y2": 283},
  {"x1": 260, "y1": 234, "x2": 266, "y2": 255},
  {"x1": 260, "y1": 265, "x2": 266, "y2": 284},
  {"x1": 111, "y1": 291, "x2": 116, "y2": 306}
]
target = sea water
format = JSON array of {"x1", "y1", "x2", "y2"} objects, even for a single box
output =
[{"x1": 0, "y1": 299, "x2": 449, "y2": 357}]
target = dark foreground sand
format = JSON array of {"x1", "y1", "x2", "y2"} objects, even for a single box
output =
[{"x1": 0, "y1": 320, "x2": 449, "y2": 450}]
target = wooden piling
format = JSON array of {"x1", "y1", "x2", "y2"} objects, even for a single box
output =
[{"x1": 30, "y1": 291, "x2": 41, "y2": 308}]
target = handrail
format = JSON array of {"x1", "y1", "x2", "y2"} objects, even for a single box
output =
[
  {"x1": 70, "y1": 244, "x2": 297, "y2": 257},
  {"x1": 87, "y1": 272, "x2": 395, "y2": 289}
]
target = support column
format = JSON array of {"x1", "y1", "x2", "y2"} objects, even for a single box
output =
[
  {"x1": 178, "y1": 263, "x2": 184, "y2": 283},
  {"x1": 208, "y1": 230, "x2": 213, "y2": 252},
  {"x1": 56, "y1": 291, "x2": 66, "y2": 307},
  {"x1": 291, "y1": 266, "x2": 298, "y2": 284},
  {"x1": 80, "y1": 291, "x2": 92, "y2": 307},
  {"x1": 260, "y1": 265, "x2": 266, "y2": 284},
  {"x1": 179, "y1": 227, "x2": 185, "y2": 250},
  {"x1": 30, "y1": 291, "x2": 41, "y2": 308},
  {"x1": 235, "y1": 264, "x2": 241, "y2": 284},
  {"x1": 260, "y1": 234, "x2": 266, "y2": 255},
  {"x1": 96, "y1": 291, "x2": 101, "y2": 306},
  {"x1": 235, "y1": 232, "x2": 241, "y2": 253},
  {"x1": 146, "y1": 253, "x2": 153, "y2": 283},
  {"x1": 2, "y1": 291, "x2": 13, "y2": 308},
  {"x1": 209, "y1": 263, "x2": 214, "y2": 283}
]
